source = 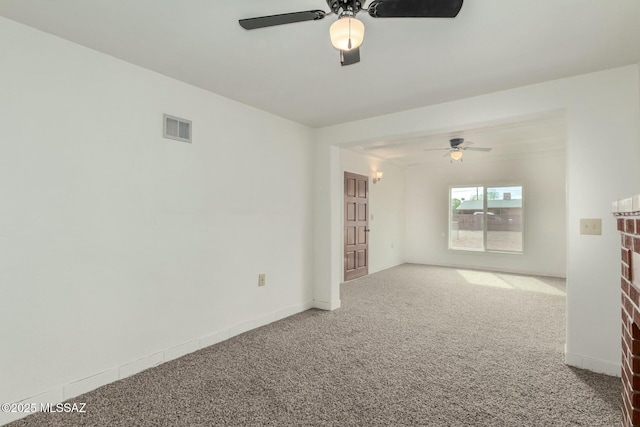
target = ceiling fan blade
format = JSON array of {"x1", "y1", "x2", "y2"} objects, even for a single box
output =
[
  {"x1": 239, "y1": 10, "x2": 326, "y2": 30},
  {"x1": 463, "y1": 147, "x2": 492, "y2": 151},
  {"x1": 340, "y1": 48, "x2": 361, "y2": 66},
  {"x1": 423, "y1": 147, "x2": 450, "y2": 151},
  {"x1": 368, "y1": 0, "x2": 463, "y2": 18}
]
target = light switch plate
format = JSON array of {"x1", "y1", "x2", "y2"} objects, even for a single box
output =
[{"x1": 580, "y1": 218, "x2": 602, "y2": 235}]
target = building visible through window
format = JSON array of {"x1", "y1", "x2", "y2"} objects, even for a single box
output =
[{"x1": 450, "y1": 186, "x2": 523, "y2": 253}]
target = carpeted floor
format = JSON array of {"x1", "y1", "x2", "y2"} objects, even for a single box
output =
[{"x1": 10, "y1": 264, "x2": 620, "y2": 426}]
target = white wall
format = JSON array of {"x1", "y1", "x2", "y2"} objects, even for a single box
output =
[
  {"x1": 340, "y1": 149, "x2": 405, "y2": 275},
  {"x1": 0, "y1": 17, "x2": 314, "y2": 424},
  {"x1": 315, "y1": 65, "x2": 640, "y2": 377},
  {"x1": 405, "y1": 153, "x2": 566, "y2": 277}
]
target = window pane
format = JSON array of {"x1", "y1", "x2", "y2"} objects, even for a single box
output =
[
  {"x1": 485, "y1": 186, "x2": 523, "y2": 252},
  {"x1": 450, "y1": 187, "x2": 484, "y2": 251}
]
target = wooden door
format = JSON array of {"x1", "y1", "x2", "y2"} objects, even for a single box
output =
[{"x1": 344, "y1": 172, "x2": 369, "y2": 281}]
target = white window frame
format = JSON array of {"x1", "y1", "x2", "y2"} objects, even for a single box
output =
[{"x1": 449, "y1": 184, "x2": 524, "y2": 254}]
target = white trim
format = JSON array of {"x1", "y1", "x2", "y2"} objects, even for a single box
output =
[
  {"x1": 63, "y1": 369, "x2": 119, "y2": 400},
  {"x1": 449, "y1": 184, "x2": 525, "y2": 254},
  {"x1": 199, "y1": 330, "x2": 231, "y2": 349},
  {"x1": 229, "y1": 320, "x2": 256, "y2": 338},
  {"x1": 118, "y1": 352, "x2": 164, "y2": 380},
  {"x1": 565, "y1": 351, "x2": 620, "y2": 377},
  {"x1": 0, "y1": 301, "x2": 314, "y2": 426},
  {"x1": 0, "y1": 388, "x2": 63, "y2": 426},
  {"x1": 313, "y1": 299, "x2": 341, "y2": 311},
  {"x1": 163, "y1": 340, "x2": 200, "y2": 362}
]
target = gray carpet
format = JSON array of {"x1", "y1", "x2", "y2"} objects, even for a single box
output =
[{"x1": 10, "y1": 264, "x2": 620, "y2": 426}]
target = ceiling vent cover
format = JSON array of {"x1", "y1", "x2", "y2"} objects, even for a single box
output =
[{"x1": 163, "y1": 114, "x2": 192, "y2": 143}]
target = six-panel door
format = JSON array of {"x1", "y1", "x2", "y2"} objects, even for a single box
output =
[{"x1": 344, "y1": 172, "x2": 369, "y2": 281}]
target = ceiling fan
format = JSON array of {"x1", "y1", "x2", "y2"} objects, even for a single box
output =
[
  {"x1": 424, "y1": 138, "x2": 492, "y2": 161},
  {"x1": 239, "y1": 0, "x2": 464, "y2": 66}
]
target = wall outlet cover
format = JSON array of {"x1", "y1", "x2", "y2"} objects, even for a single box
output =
[{"x1": 580, "y1": 218, "x2": 602, "y2": 235}]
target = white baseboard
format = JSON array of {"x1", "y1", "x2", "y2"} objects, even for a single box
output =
[
  {"x1": 119, "y1": 352, "x2": 164, "y2": 380},
  {"x1": 565, "y1": 351, "x2": 621, "y2": 377},
  {"x1": 0, "y1": 300, "x2": 314, "y2": 427},
  {"x1": 0, "y1": 388, "x2": 63, "y2": 426},
  {"x1": 63, "y1": 369, "x2": 119, "y2": 400},
  {"x1": 312, "y1": 299, "x2": 341, "y2": 311},
  {"x1": 199, "y1": 329, "x2": 230, "y2": 349}
]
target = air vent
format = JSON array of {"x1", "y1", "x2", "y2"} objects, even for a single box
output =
[{"x1": 163, "y1": 114, "x2": 192, "y2": 143}]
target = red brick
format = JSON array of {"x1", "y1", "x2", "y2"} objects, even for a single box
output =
[
  {"x1": 632, "y1": 408, "x2": 640, "y2": 426},
  {"x1": 625, "y1": 384, "x2": 633, "y2": 402},
  {"x1": 633, "y1": 392, "x2": 640, "y2": 409},
  {"x1": 628, "y1": 220, "x2": 636, "y2": 234},
  {"x1": 623, "y1": 397, "x2": 631, "y2": 427},
  {"x1": 624, "y1": 390, "x2": 633, "y2": 420},
  {"x1": 634, "y1": 312, "x2": 640, "y2": 332},
  {"x1": 632, "y1": 287, "x2": 640, "y2": 307},
  {"x1": 624, "y1": 337, "x2": 631, "y2": 359},
  {"x1": 624, "y1": 265, "x2": 634, "y2": 281},
  {"x1": 625, "y1": 279, "x2": 632, "y2": 296},
  {"x1": 632, "y1": 373, "x2": 640, "y2": 391},
  {"x1": 633, "y1": 322, "x2": 640, "y2": 340},
  {"x1": 624, "y1": 319, "x2": 631, "y2": 336},
  {"x1": 636, "y1": 237, "x2": 640, "y2": 254},
  {"x1": 626, "y1": 373, "x2": 634, "y2": 397},
  {"x1": 624, "y1": 332, "x2": 633, "y2": 354},
  {"x1": 631, "y1": 356, "x2": 640, "y2": 374},
  {"x1": 625, "y1": 248, "x2": 632, "y2": 265},
  {"x1": 625, "y1": 295, "x2": 634, "y2": 316},
  {"x1": 620, "y1": 218, "x2": 627, "y2": 231},
  {"x1": 624, "y1": 361, "x2": 632, "y2": 384}
]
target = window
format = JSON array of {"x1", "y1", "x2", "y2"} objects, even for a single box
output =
[{"x1": 450, "y1": 185, "x2": 523, "y2": 253}]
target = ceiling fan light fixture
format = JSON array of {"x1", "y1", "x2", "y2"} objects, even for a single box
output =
[
  {"x1": 450, "y1": 150, "x2": 463, "y2": 161},
  {"x1": 330, "y1": 14, "x2": 364, "y2": 51}
]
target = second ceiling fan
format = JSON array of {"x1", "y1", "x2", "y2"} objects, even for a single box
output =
[
  {"x1": 239, "y1": 0, "x2": 464, "y2": 66},
  {"x1": 424, "y1": 138, "x2": 492, "y2": 162}
]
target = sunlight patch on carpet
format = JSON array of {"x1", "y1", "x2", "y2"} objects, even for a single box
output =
[{"x1": 457, "y1": 270, "x2": 565, "y2": 295}]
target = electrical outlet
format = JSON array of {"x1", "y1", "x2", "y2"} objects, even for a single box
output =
[
  {"x1": 258, "y1": 273, "x2": 266, "y2": 287},
  {"x1": 580, "y1": 218, "x2": 602, "y2": 235}
]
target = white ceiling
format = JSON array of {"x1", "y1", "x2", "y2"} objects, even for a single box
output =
[
  {"x1": 1, "y1": 0, "x2": 639, "y2": 131},
  {"x1": 345, "y1": 113, "x2": 567, "y2": 167}
]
